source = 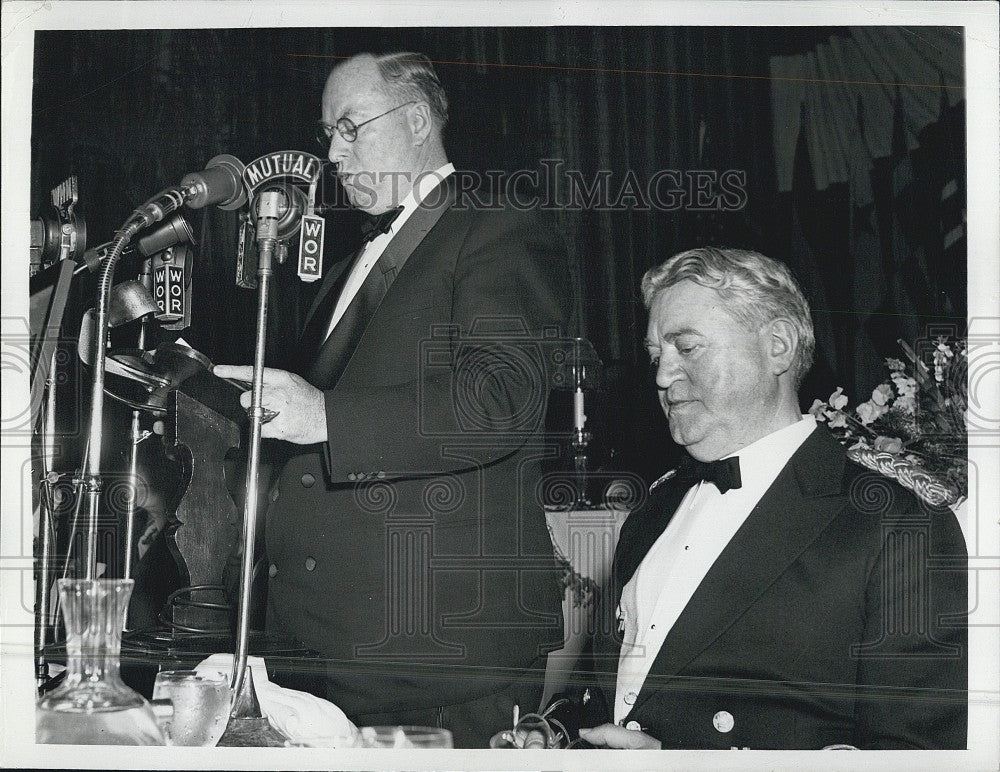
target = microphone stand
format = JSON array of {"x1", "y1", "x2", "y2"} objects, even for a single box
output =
[
  {"x1": 121, "y1": 314, "x2": 151, "y2": 630},
  {"x1": 35, "y1": 349, "x2": 59, "y2": 688},
  {"x1": 218, "y1": 190, "x2": 288, "y2": 747},
  {"x1": 80, "y1": 188, "x2": 188, "y2": 580},
  {"x1": 34, "y1": 198, "x2": 82, "y2": 682},
  {"x1": 78, "y1": 156, "x2": 245, "y2": 582}
]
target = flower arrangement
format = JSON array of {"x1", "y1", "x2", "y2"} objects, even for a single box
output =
[{"x1": 809, "y1": 337, "x2": 967, "y2": 508}]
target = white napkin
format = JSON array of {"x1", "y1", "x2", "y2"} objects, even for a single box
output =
[{"x1": 195, "y1": 654, "x2": 360, "y2": 747}]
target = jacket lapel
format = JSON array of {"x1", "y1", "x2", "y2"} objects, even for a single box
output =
[
  {"x1": 302, "y1": 255, "x2": 354, "y2": 332},
  {"x1": 629, "y1": 427, "x2": 848, "y2": 712},
  {"x1": 305, "y1": 176, "x2": 456, "y2": 389},
  {"x1": 295, "y1": 255, "x2": 355, "y2": 376},
  {"x1": 614, "y1": 478, "x2": 690, "y2": 593},
  {"x1": 590, "y1": 476, "x2": 691, "y2": 709}
]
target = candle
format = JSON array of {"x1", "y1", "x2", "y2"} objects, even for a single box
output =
[{"x1": 573, "y1": 389, "x2": 586, "y2": 430}]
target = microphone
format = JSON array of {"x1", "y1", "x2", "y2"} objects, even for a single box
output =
[
  {"x1": 127, "y1": 155, "x2": 247, "y2": 235},
  {"x1": 136, "y1": 212, "x2": 196, "y2": 257},
  {"x1": 252, "y1": 182, "x2": 308, "y2": 242},
  {"x1": 74, "y1": 213, "x2": 196, "y2": 275},
  {"x1": 180, "y1": 154, "x2": 248, "y2": 211}
]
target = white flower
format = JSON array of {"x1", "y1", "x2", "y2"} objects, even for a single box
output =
[
  {"x1": 829, "y1": 387, "x2": 848, "y2": 411},
  {"x1": 891, "y1": 372, "x2": 917, "y2": 399},
  {"x1": 871, "y1": 383, "x2": 894, "y2": 406},
  {"x1": 857, "y1": 400, "x2": 888, "y2": 426},
  {"x1": 874, "y1": 435, "x2": 904, "y2": 454},
  {"x1": 933, "y1": 339, "x2": 954, "y2": 383},
  {"x1": 885, "y1": 357, "x2": 907, "y2": 372},
  {"x1": 808, "y1": 399, "x2": 828, "y2": 421},
  {"x1": 935, "y1": 338, "x2": 954, "y2": 359},
  {"x1": 894, "y1": 394, "x2": 916, "y2": 415},
  {"x1": 827, "y1": 411, "x2": 848, "y2": 429}
]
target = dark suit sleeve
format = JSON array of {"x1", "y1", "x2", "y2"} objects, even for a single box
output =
[
  {"x1": 853, "y1": 507, "x2": 968, "y2": 749},
  {"x1": 320, "y1": 207, "x2": 571, "y2": 480}
]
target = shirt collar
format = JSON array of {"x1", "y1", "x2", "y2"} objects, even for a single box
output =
[
  {"x1": 723, "y1": 414, "x2": 817, "y2": 491},
  {"x1": 391, "y1": 163, "x2": 454, "y2": 231}
]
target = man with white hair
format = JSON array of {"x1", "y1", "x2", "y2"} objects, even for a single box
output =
[{"x1": 575, "y1": 246, "x2": 967, "y2": 750}]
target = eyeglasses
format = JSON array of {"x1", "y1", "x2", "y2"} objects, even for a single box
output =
[{"x1": 315, "y1": 101, "x2": 417, "y2": 148}]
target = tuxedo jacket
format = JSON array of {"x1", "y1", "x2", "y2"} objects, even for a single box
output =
[
  {"x1": 586, "y1": 426, "x2": 968, "y2": 750},
  {"x1": 263, "y1": 177, "x2": 572, "y2": 722}
]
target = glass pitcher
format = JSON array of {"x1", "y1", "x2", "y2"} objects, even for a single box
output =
[{"x1": 36, "y1": 579, "x2": 165, "y2": 745}]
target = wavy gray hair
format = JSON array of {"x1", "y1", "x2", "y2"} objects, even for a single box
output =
[
  {"x1": 374, "y1": 51, "x2": 449, "y2": 129},
  {"x1": 641, "y1": 246, "x2": 815, "y2": 387}
]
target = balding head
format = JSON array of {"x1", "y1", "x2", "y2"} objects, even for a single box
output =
[{"x1": 320, "y1": 52, "x2": 449, "y2": 213}]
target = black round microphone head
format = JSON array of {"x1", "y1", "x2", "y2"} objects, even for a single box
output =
[
  {"x1": 181, "y1": 154, "x2": 248, "y2": 211},
  {"x1": 136, "y1": 212, "x2": 196, "y2": 257}
]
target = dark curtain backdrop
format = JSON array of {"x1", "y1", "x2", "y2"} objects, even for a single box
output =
[
  {"x1": 30, "y1": 26, "x2": 965, "y2": 483},
  {"x1": 767, "y1": 27, "x2": 966, "y2": 407}
]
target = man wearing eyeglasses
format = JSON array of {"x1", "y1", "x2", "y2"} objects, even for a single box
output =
[{"x1": 216, "y1": 52, "x2": 572, "y2": 747}]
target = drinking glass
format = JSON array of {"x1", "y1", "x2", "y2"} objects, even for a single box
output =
[
  {"x1": 152, "y1": 670, "x2": 231, "y2": 746},
  {"x1": 359, "y1": 725, "x2": 453, "y2": 748}
]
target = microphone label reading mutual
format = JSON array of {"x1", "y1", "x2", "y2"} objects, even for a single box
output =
[{"x1": 237, "y1": 151, "x2": 325, "y2": 289}]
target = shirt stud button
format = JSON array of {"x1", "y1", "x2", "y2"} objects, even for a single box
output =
[
  {"x1": 713, "y1": 710, "x2": 735, "y2": 733},
  {"x1": 304, "y1": 556, "x2": 317, "y2": 572},
  {"x1": 625, "y1": 720, "x2": 641, "y2": 731},
  {"x1": 624, "y1": 691, "x2": 637, "y2": 705}
]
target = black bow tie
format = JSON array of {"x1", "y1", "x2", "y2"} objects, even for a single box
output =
[
  {"x1": 675, "y1": 455, "x2": 742, "y2": 494},
  {"x1": 360, "y1": 206, "x2": 403, "y2": 243}
]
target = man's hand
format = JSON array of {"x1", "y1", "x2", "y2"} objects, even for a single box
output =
[
  {"x1": 578, "y1": 723, "x2": 661, "y2": 749},
  {"x1": 213, "y1": 365, "x2": 328, "y2": 445}
]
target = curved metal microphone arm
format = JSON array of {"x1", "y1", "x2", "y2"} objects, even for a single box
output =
[
  {"x1": 81, "y1": 200, "x2": 174, "y2": 578},
  {"x1": 79, "y1": 169, "x2": 243, "y2": 579}
]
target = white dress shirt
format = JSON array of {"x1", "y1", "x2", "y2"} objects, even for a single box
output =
[
  {"x1": 614, "y1": 415, "x2": 817, "y2": 724},
  {"x1": 324, "y1": 163, "x2": 454, "y2": 340}
]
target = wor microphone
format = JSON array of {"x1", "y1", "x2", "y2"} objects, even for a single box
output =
[{"x1": 180, "y1": 154, "x2": 248, "y2": 210}]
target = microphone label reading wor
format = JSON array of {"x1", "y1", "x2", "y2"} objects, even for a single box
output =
[
  {"x1": 298, "y1": 214, "x2": 325, "y2": 282},
  {"x1": 151, "y1": 245, "x2": 192, "y2": 329}
]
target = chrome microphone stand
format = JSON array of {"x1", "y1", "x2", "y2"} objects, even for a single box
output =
[
  {"x1": 219, "y1": 190, "x2": 288, "y2": 747},
  {"x1": 35, "y1": 349, "x2": 60, "y2": 687},
  {"x1": 120, "y1": 317, "x2": 152, "y2": 630},
  {"x1": 80, "y1": 189, "x2": 188, "y2": 580},
  {"x1": 77, "y1": 155, "x2": 245, "y2": 582}
]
